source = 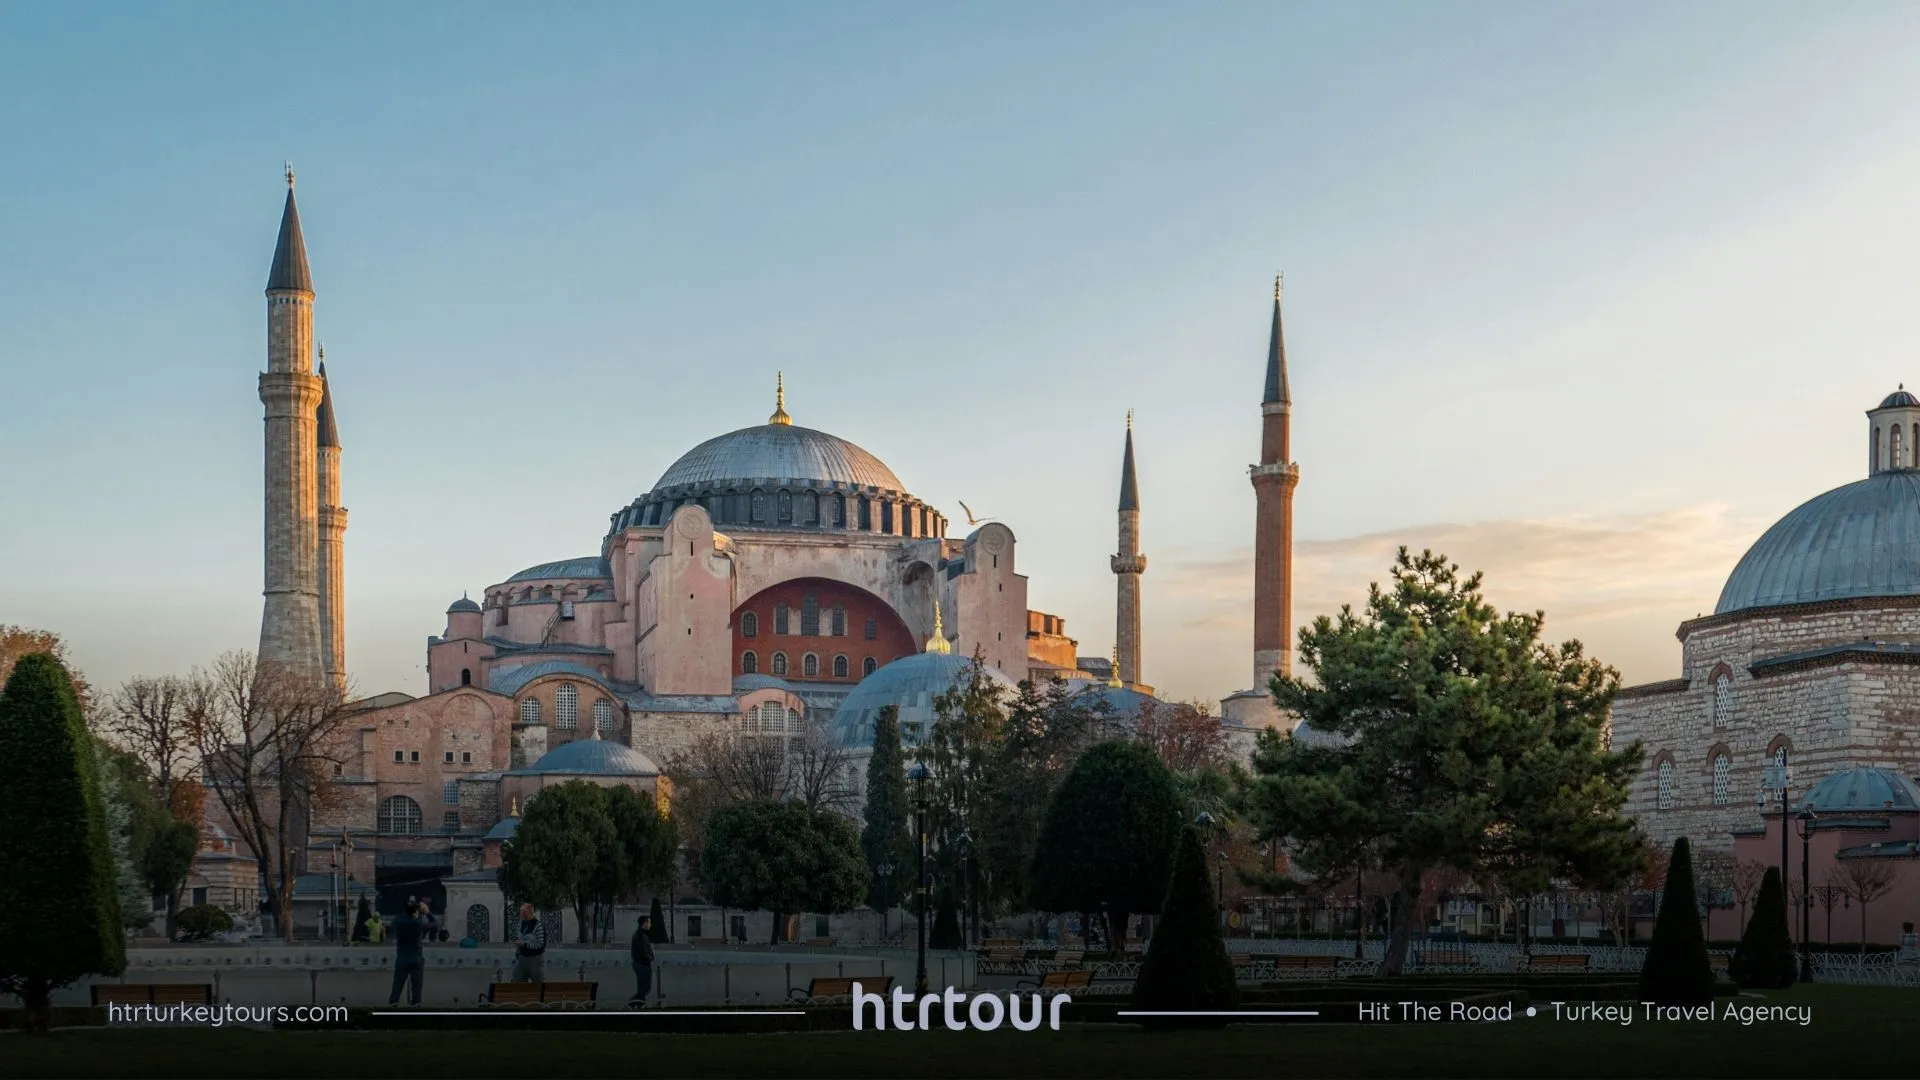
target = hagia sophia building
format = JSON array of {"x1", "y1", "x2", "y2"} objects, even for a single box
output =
[{"x1": 196, "y1": 177, "x2": 1304, "y2": 937}]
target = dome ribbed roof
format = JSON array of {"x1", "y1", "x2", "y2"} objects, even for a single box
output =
[
  {"x1": 507, "y1": 556, "x2": 611, "y2": 583},
  {"x1": 1715, "y1": 472, "x2": 1920, "y2": 614},
  {"x1": 829, "y1": 653, "x2": 1016, "y2": 749},
  {"x1": 484, "y1": 816, "x2": 520, "y2": 841},
  {"x1": 1799, "y1": 767, "x2": 1920, "y2": 814},
  {"x1": 510, "y1": 735, "x2": 660, "y2": 777},
  {"x1": 1878, "y1": 389, "x2": 1919, "y2": 409},
  {"x1": 447, "y1": 596, "x2": 481, "y2": 614},
  {"x1": 651, "y1": 424, "x2": 905, "y2": 494}
]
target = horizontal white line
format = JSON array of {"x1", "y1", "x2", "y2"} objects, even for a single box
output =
[
  {"x1": 368, "y1": 1010, "x2": 807, "y2": 1017},
  {"x1": 1115, "y1": 1010, "x2": 1321, "y2": 1017}
]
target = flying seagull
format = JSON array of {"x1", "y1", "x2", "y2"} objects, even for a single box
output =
[{"x1": 959, "y1": 501, "x2": 996, "y2": 526}]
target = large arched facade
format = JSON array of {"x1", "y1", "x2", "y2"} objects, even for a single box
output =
[{"x1": 732, "y1": 577, "x2": 915, "y2": 684}]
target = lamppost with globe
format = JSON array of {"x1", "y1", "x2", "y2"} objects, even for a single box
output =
[
  {"x1": 909, "y1": 761, "x2": 932, "y2": 995},
  {"x1": 1797, "y1": 808, "x2": 1817, "y2": 983}
]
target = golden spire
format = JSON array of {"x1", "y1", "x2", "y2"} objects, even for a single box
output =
[
  {"x1": 1108, "y1": 641, "x2": 1122, "y2": 687},
  {"x1": 926, "y1": 597, "x2": 951, "y2": 654},
  {"x1": 769, "y1": 371, "x2": 793, "y2": 425},
  {"x1": 509, "y1": 795, "x2": 520, "y2": 817}
]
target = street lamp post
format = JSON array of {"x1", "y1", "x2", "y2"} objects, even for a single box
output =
[
  {"x1": 877, "y1": 861, "x2": 895, "y2": 940},
  {"x1": 909, "y1": 761, "x2": 932, "y2": 995},
  {"x1": 1797, "y1": 809, "x2": 1817, "y2": 982},
  {"x1": 956, "y1": 831, "x2": 973, "y2": 950}
]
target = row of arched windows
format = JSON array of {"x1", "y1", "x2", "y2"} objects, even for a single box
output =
[
  {"x1": 1654, "y1": 744, "x2": 1789, "y2": 810},
  {"x1": 1873, "y1": 422, "x2": 1918, "y2": 472},
  {"x1": 516, "y1": 683, "x2": 619, "y2": 731},
  {"x1": 743, "y1": 600, "x2": 853, "y2": 638},
  {"x1": 626, "y1": 489, "x2": 943, "y2": 538},
  {"x1": 741, "y1": 651, "x2": 874, "y2": 679}
]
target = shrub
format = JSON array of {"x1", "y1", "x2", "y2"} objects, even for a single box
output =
[
  {"x1": 1728, "y1": 866, "x2": 1796, "y2": 989},
  {"x1": 1637, "y1": 837, "x2": 1716, "y2": 1005},
  {"x1": 648, "y1": 896, "x2": 669, "y2": 943},
  {"x1": 175, "y1": 904, "x2": 234, "y2": 942},
  {"x1": 1131, "y1": 827, "x2": 1239, "y2": 1027}
]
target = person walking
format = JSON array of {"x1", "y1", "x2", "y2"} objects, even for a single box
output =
[
  {"x1": 387, "y1": 902, "x2": 427, "y2": 1007},
  {"x1": 629, "y1": 916, "x2": 656, "y2": 1008},
  {"x1": 512, "y1": 903, "x2": 547, "y2": 983}
]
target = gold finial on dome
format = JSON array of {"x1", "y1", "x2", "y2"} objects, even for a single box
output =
[
  {"x1": 769, "y1": 371, "x2": 793, "y2": 425},
  {"x1": 509, "y1": 796, "x2": 520, "y2": 817},
  {"x1": 1108, "y1": 641, "x2": 1122, "y2": 688},
  {"x1": 926, "y1": 597, "x2": 951, "y2": 654}
]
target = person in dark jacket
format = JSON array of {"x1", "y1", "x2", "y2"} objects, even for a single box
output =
[
  {"x1": 387, "y1": 902, "x2": 427, "y2": 1006},
  {"x1": 629, "y1": 916, "x2": 656, "y2": 1007}
]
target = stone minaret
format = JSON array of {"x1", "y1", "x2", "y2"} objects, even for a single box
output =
[
  {"x1": 1110, "y1": 411, "x2": 1146, "y2": 688},
  {"x1": 257, "y1": 169, "x2": 325, "y2": 679},
  {"x1": 316, "y1": 350, "x2": 348, "y2": 696},
  {"x1": 1250, "y1": 275, "x2": 1300, "y2": 685}
]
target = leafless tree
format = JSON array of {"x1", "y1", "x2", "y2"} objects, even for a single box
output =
[
  {"x1": 1134, "y1": 700, "x2": 1230, "y2": 775},
  {"x1": 1839, "y1": 858, "x2": 1899, "y2": 954},
  {"x1": 788, "y1": 719, "x2": 860, "y2": 816},
  {"x1": 184, "y1": 652, "x2": 349, "y2": 940},
  {"x1": 1732, "y1": 858, "x2": 1768, "y2": 931},
  {"x1": 102, "y1": 676, "x2": 198, "y2": 811}
]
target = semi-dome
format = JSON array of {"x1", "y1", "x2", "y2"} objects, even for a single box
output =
[
  {"x1": 509, "y1": 732, "x2": 660, "y2": 777},
  {"x1": 652, "y1": 423, "x2": 906, "y2": 494},
  {"x1": 1799, "y1": 766, "x2": 1920, "y2": 815},
  {"x1": 1714, "y1": 472, "x2": 1920, "y2": 614},
  {"x1": 829, "y1": 652, "x2": 1017, "y2": 749}
]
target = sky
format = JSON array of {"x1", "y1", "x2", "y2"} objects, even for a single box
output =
[{"x1": 3, "y1": 2, "x2": 1920, "y2": 704}]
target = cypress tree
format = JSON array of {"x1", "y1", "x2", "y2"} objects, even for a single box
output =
[
  {"x1": 1637, "y1": 837, "x2": 1716, "y2": 1005},
  {"x1": 860, "y1": 706, "x2": 913, "y2": 913},
  {"x1": 648, "y1": 896, "x2": 669, "y2": 943},
  {"x1": 929, "y1": 887, "x2": 963, "y2": 950},
  {"x1": 0, "y1": 653, "x2": 127, "y2": 1032},
  {"x1": 1729, "y1": 866, "x2": 1797, "y2": 989},
  {"x1": 1132, "y1": 827, "x2": 1240, "y2": 1028}
]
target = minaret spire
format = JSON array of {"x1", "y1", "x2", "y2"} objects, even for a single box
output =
[
  {"x1": 769, "y1": 371, "x2": 793, "y2": 425},
  {"x1": 267, "y1": 171, "x2": 314, "y2": 297},
  {"x1": 315, "y1": 345, "x2": 349, "y2": 697},
  {"x1": 1236, "y1": 271, "x2": 1302, "y2": 726},
  {"x1": 1263, "y1": 273, "x2": 1289, "y2": 407},
  {"x1": 259, "y1": 173, "x2": 325, "y2": 683},
  {"x1": 1111, "y1": 411, "x2": 1146, "y2": 689}
]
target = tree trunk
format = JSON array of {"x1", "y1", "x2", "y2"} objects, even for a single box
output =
[
  {"x1": 1377, "y1": 862, "x2": 1426, "y2": 976},
  {"x1": 164, "y1": 890, "x2": 180, "y2": 941},
  {"x1": 23, "y1": 975, "x2": 51, "y2": 1035},
  {"x1": 1354, "y1": 876, "x2": 1367, "y2": 960},
  {"x1": 1109, "y1": 908, "x2": 1129, "y2": 956},
  {"x1": 770, "y1": 910, "x2": 785, "y2": 946}
]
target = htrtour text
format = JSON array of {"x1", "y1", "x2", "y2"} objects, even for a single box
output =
[{"x1": 851, "y1": 983, "x2": 1066, "y2": 1031}]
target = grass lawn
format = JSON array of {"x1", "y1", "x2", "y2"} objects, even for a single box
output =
[{"x1": 0, "y1": 983, "x2": 1907, "y2": 1079}]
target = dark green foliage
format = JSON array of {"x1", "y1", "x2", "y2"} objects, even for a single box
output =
[
  {"x1": 175, "y1": 904, "x2": 234, "y2": 942},
  {"x1": 1133, "y1": 828, "x2": 1240, "y2": 1025},
  {"x1": 353, "y1": 896, "x2": 373, "y2": 942},
  {"x1": 1729, "y1": 867, "x2": 1797, "y2": 989},
  {"x1": 97, "y1": 745, "x2": 197, "y2": 938},
  {"x1": 860, "y1": 706, "x2": 913, "y2": 912},
  {"x1": 648, "y1": 897, "x2": 669, "y2": 943},
  {"x1": 1030, "y1": 740, "x2": 1184, "y2": 953},
  {"x1": 1637, "y1": 838, "x2": 1716, "y2": 1005},
  {"x1": 0, "y1": 653, "x2": 126, "y2": 1032},
  {"x1": 1245, "y1": 550, "x2": 1645, "y2": 976},
  {"x1": 929, "y1": 888, "x2": 963, "y2": 950},
  {"x1": 701, "y1": 800, "x2": 867, "y2": 945},
  {"x1": 975, "y1": 678, "x2": 1117, "y2": 912},
  {"x1": 498, "y1": 781, "x2": 616, "y2": 942}
]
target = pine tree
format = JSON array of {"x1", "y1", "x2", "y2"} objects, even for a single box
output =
[
  {"x1": 1637, "y1": 837, "x2": 1716, "y2": 1005},
  {"x1": 0, "y1": 653, "x2": 127, "y2": 1032},
  {"x1": 929, "y1": 887, "x2": 964, "y2": 949},
  {"x1": 1132, "y1": 827, "x2": 1240, "y2": 1027},
  {"x1": 648, "y1": 896, "x2": 669, "y2": 943},
  {"x1": 1729, "y1": 866, "x2": 1797, "y2": 989},
  {"x1": 860, "y1": 706, "x2": 913, "y2": 913}
]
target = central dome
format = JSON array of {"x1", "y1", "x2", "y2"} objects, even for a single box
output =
[
  {"x1": 1716, "y1": 471, "x2": 1920, "y2": 615},
  {"x1": 652, "y1": 423, "x2": 906, "y2": 495}
]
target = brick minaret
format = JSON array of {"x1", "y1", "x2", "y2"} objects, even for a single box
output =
[
  {"x1": 1250, "y1": 274, "x2": 1299, "y2": 686},
  {"x1": 1111, "y1": 411, "x2": 1146, "y2": 688},
  {"x1": 258, "y1": 169, "x2": 325, "y2": 679},
  {"x1": 316, "y1": 350, "x2": 348, "y2": 696}
]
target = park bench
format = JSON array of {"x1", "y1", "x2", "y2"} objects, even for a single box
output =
[
  {"x1": 978, "y1": 946, "x2": 1029, "y2": 974},
  {"x1": 1016, "y1": 969, "x2": 1094, "y2": 996},
  {"x1": 1271, "y1": 954, "x2": 1340, "y2": 971},
  {"x1": 1049, "y1": 948, "x2": 1085, "y2": 969},
  {"x1": 1523, "y1": 953, "x2": 1591, "y2": 972},
  {"x1": 788, "y1": 975, "x2": 892, "y2": 1005},
  {"x1": 981, "y1": 937, "x2": 1022, "y2": 948},
  {"x1": 482, "y1": 981, "x2": 599, "y2": 1009},
  {"x1": 91, "y1": 984, "x2": 214, "y2": 1008},
  {"x1": 804, "y1": 937, "x2": 837, "y2": 948},
  {"x1": 1709, "y1": 955, "x2": 1731, "y2": 976},
  {"x1": 1414, "y1": 948, "x2": 1479, "y2": 970}
]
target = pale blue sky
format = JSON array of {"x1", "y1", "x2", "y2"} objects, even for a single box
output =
[{"x1": 4, "y1": 2, "x2": 1919, "y2": 701}]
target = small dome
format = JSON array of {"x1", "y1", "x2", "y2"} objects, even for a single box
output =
[
  {"x1": 1799, "y1": 766, "x2": 1920, "y2": 814},
  {"x1": 1878, "y1": 389, "x2": 1919, "y2": 409},
  {"x1": 733, "y1": 673, "x2": 798, "y2": 693},
  {"x1": 1069, "y1": 684, "x2": 1161, "y2": 717},
  {"x1": 1715, "y1": 472, "x2": 1920, "y2": 614},
  {"x1": 484, "y1": 815, "x2": 520, "y2": 841},
  {"x1": 510, "y1": 732, "x2": 660, "y2": 777},
  {"x1": 651, "y1": 424, "x2": 906, "y2": 494},
  {"x1": 829, "y1": 652, "x2": 1017, "y2": 749},
  {"x1": 507, "y1": 556, "x2": 611, "y2": 583},
  {"x1": 447, "y1": 595, "x2": 482, "y2": 614},
  {"x1": 1290, "y1": 721, "x2": 1351, "y2": 749}
]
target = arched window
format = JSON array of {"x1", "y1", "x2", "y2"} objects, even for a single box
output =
[
  {"x1": 802, "y1": 653, "x2": 819, "y2": 677},
  {"x1": 1774, "y1": 744, "x2": 1790, "y2": 771},
  {"x1": 771, "y1": 652, "x2": 789, "y2": 676},
  {"x1": 742, "y1": 651, "x2": 758, "y2": 674},
  {"x1": 832, "y1": 654, "x2": 849, "y2": 678},
  {"x1": 465, "y1": 904, "x2": 491, "y2": 943},
  {"x1": 751, "y1": 492, "x2": 767, "y2": 524},
  {"x1": 831, "y1": 495, "x2": 846, "y2": 528},
  {"x1": 518, "y1": 698, "x2": 541, "y2": 724},
  {"x1": 1656, "y1": 760, "x2": 1675, "y2": 810},
  {"x1": 858, "y1": 497, "x2": 872, "y2": 531},
  {"x1": 831, "y1": 605, "x2": 846, "y2": 637},
  {"x1": 777, "y1": 491, "x2": 793, "y2": 524},
  {"x1": 774, "y1": 604, "x2": 790, "y2": 635},
  {"x1": 1894, "y1": 425, "x2": 1906, "y2": 470},
  {"x1": 379, "y1": 796, "x2": 424, "y2": 835},
  {"x1": 554, "y1": 684, "x2": 578, "y2": 729},
  {"x1": 1712, "y1": 752, "x2": 1731, "y2": 804},
  {"x1": 1710, "y1": 671, "x2": 1733, "y2": 728},
  {"x1": 741, "y1": 612, "x2": 758, "y2": 638},
  {"x1": 799, "y1": 491, "x2": 817, "y2": 525},
  {"x1": 593, "y1": 698, "x2": 615, "y2": 731},
  {"x1": 864, "y1": 617, "x2": 877, "y2": 641},
  {"x1": 801, "y1": 595, "x2": 820, "y2": 636},
  {"x1": 461, "y1": 669, "x2": 472, "y2": 686},
  {"x1": 1875, "y1": 427, "x2": 1883, "y2": 473},
  {"x1": 863, "y1": 656, "x2": 878, "y2": 676}
]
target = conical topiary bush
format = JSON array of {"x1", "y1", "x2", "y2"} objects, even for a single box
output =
[
  {"x1": 1728, "y1": 866, "x2": 1796, "y2": 989},
  {"x1": 1637, "y1": 837, "x2": 1716, "y2": 1005},
  {"x1": 929, "y1": 887, "x2": 963, "y2": 950},
  {"x1": 648, "y1": 896, "x2": 669, "y2": 943},
  {"x1": 1131, "y1": 827, "x2": 1239, "y2": 1028}
]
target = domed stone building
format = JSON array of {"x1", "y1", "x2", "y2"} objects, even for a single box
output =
[{"x1": 1612, "y1": 389, "x2": 1920, "y2": 859}]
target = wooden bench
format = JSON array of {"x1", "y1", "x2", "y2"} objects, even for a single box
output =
[
  {"x1": 1524, "y1": 953, "x2": 1591, "y2": 971},
  {"x1": 91, "y1": 984, "x2": 214, "y2": 1008},
  {"x1": 804, "y1": 937, "x2": 837, "y2": 948},
  {"x1": 978, "y1": 946, "x2": 1029, "y2": 973},
  {"x1": 1050, "y1": 948, "x2": 1085, "y2": 969},
  {"x1": 788, "y1": 975, "x2": 892, "y2": 1005},
  {"x1": 981, "y1": 937, "x2": 1023, "y2": 948},
  {"x1": 1271, "y1": 954, "x2": 1339, "y2": 971},
  {"x1": 1017, "y1": 969, "x2": 1094, "y2": 996},
  {"x1": 482, "y1": 981, "x2": 599, "y2": 1009},
  {"x1": 1414, "y1": 948, "x2": 1479, "y2": 970}
]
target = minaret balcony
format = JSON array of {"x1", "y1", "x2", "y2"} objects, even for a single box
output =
[
  {"x1": 1249, "y1": 462, "x2": 1299, "y2": 480},
  {"x1": 1110, "y1": 553, "x2": 1147, "y2": 575}
]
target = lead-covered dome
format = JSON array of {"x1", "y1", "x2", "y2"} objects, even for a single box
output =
[
  {"x1": 830, "y1": 653, "x2": 1017, "y2": 749},
  {"x1": 1715, "y1": 472, "x2": 1920, "y2": 615},
  {"x1": 508, "y1": 733, "x2": 660, "y2": 777},
  {"x1": 1799, "y1": 766, "x2": 1920, "y2": 814},
  {"x1": 653, "y1": 424, "x2": 905, "y2": 494}
]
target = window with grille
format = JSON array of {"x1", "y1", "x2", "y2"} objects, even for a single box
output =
[
  {"x1": 594, "y1": 698, "x2": 615, "y2": 731},
  {"x1": 1713, "y1": 753, "x2": 1731, "y2": 804},
  {"x1": 1711, "y1": 673, "x2": 1733, "y2": 728},
  {"x1": 752, "y1": 493, "x2": 767, "y2": 523},
  {"x1": 772, "y1": 652, "x2": 788, "y2": 676},
  {"x1": 774, "y1": 604, "x2": 790, "y2": 635},
  {"x1": 801, "y1": 595, "x2": 820, "y2": 636},
  {"x1": 803, "y1": 653, "x2": 819, "y2": 677},
  {"x1": 443, "y1": 781, "x2": 459, "y2": 805},
  {"x1": 519, "y1": 698, "x2": 541, "y2": 724},
  {"x1": 863, "y1": 656, "x2": 877, "y2": 676},
  {"x1": 742, "y1": 612, "x2": 758, "y2": 638},
  {"x1": 864, "y1": 617, "x2": 877, "y2": 640},
  {"x1": 443, "y1": 811, "x2": 461, "y2": 831},
  {"x1": 742, "y1": 651, "x2": 758, "y2": 674},
  {"x1": 778, "y1": 491, "x2": 793, "y2": 523},
  {"x1": 833, "y1": 654, "x2": 849, "y2": 678},
  {"x1": 379, "y1": 796, "x2": 423, "y2": 835},
  {"x1": 555, "y1": 683, "x2": 578, "y2": 729},
  {"x1": 831, "y1": 605, "x2": 846, "y2": 636},
  {"x1": 1656, "y1": 760, "x2": 1675, "y2": 810}
]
